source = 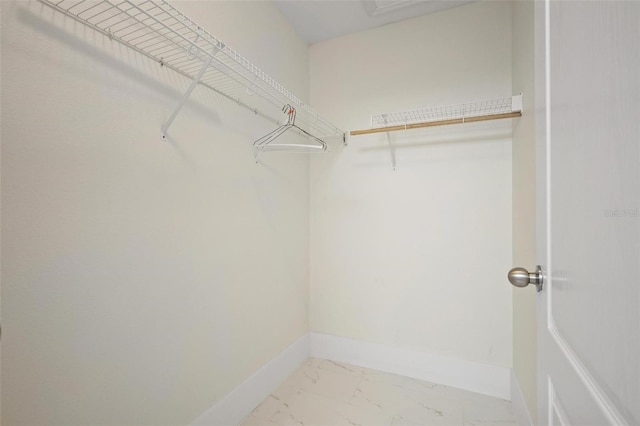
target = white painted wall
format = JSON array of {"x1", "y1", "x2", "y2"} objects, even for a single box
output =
[
  {"x1": 309, "y1": 1, "x2": 513, "y2": 369},
  {"x1": 0, "y1": 2, "x2": 310, "y2": 424},
  {"x1": 511, "y1": 0, "x2": 538, "y2": 421}
]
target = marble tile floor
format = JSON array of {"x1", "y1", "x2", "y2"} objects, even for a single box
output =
[{"x1": 240, "y1": 358, "x2": 516, "y2": 426}]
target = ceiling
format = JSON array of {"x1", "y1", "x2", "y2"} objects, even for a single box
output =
[{"x1": 273, "y1": 0, "x2": 476, "y2": 45}]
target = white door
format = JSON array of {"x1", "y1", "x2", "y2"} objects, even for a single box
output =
[{"x1": 534, "y1": 0, "x2": 639, "y2": 424}]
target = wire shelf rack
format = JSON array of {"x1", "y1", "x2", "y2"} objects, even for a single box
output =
[
  {"x1": 39, "y1": 0, "x2": 345, "y2": 144},
  {"x1": 351, "y1": 95, "x2": 522, "y2": 136}
]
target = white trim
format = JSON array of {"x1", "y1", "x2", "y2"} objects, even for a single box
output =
[
  {"x1": 548, "y1": 376, "x2": 571, "y2": 426},
  {"x1": 548, "y1": 325, "x2": 628, "y2": 425},
  {"x1": 191, "y1": 334, "x2": 309, "y2": 426},
  {"x1": 192, "y1": 332, "x2": 515, "y2": 425},
  {"x1": 511, "y1": 371, "x2": 534, "y2": 426},
  {"x1": 309, "y1": 332, "x2": 511, "y2": 400}
]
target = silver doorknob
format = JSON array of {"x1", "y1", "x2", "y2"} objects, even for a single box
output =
[{"x1": 508, "y1": 265, "x2": 543, "y2": 292}]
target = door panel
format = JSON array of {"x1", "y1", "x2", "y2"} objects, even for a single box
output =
[{"x1": 537, "y1": 0, "x2": 639, "y2": 424}]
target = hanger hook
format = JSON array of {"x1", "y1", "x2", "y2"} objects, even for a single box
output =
[{"x1": 282, "y1": 104, "x2": 296, "y2": 125}]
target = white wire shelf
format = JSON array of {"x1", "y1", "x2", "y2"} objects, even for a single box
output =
[
  {"x1": 39, "y1": 0, "x2": 345, "y2": 144},
  {"x1": 351, "y1": 94, "x2": 522, "y2": 136}
]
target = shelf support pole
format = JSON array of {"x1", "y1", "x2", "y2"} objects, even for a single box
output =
[
  {"x1": 161, "y1": 48, "x2": 217, "y2": 140},
  {"x1": 382, "y1": 117, "x2": 396, "y2": 170},
  {"x1": 386, "y1": 131, "x2": 396, "y2": 170}
]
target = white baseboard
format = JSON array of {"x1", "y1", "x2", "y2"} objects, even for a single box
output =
[
  {"x1": 192, "y1": 332, "x2": 514, "y2": 425},
  {"x1": 191, "y1": 334, "x2": 309, "y2": 426},
  {"x1": 309, "y1": 332, "x2": 511, "y2": 400},
  {"x1": 511, "y1": 371, "x2": 534, "y2": 426}
]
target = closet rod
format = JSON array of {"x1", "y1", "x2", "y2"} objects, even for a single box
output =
[
  {"x1": 350, "y1": 111, "x2": 522, "y2": 136},
  {"x1": 350, "y1": 94, "x2": 523, "y2": 137}
]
